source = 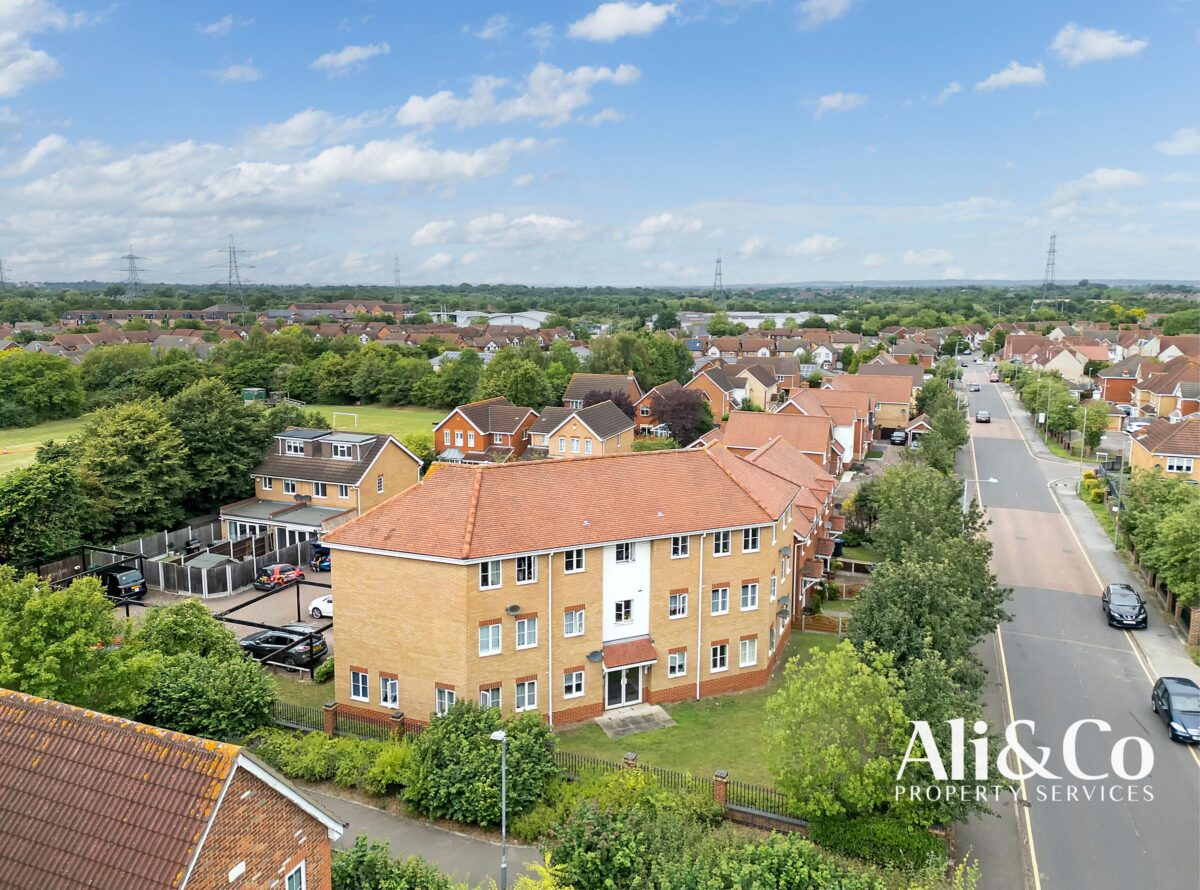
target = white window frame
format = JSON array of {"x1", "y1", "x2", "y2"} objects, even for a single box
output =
[
  {"x1": 671, "y1": 536, "x2": 690, "y2": 559},
  {"x1": 283, "y1": 479, "x2": 297, "y2": 495},
  {"x1": 312, "y1": 481, "x2": 327, "y2": 499},
  {"x1": 741, "y1": 582, "x2": 759, "y2": 611},
  {"x1": 261, "y1": 476, "x2": 273, "y2": 491},
  {"x1": 380, "y1": 677, "x2": 398, "y2": 709},
  {"x1": 711, "y1": 586, "x2": 729, "y2": 616},
  {"x1": 515, "y1": 679, "x2": 537, "y2": 712},
  {"x1": 436, "y1": 687, "x2": 456, "y2": 717},
  {"x1": 350, "y1": 670, "x2": 368, "y2": 702},
  {"x1": 285, "y1": 862, "x2": 306, "y2": 890},
  {"x1": 769, "y1": 625, "x2": 777, "y2": 655},
  {"x1": 563, "y1": 670, "x2": 584, "y2": 699},
  {"x1": 443, "y1": 430, "x2": 451, "y2": 446},
  {"x1": 584, "y1": 438, "x2": 593, "y2": 454},
  {"x1": 285, "y1": 439, "x2": 304, "y2": 456},
  {"x1": 571, "y1": 437, "x2": 580, "y2": 453},
  {"x1": 455, "y1": 430, "x2": 464, "y2": 446},
  {"x1": 478, "y1": 623, "x2": 501, "y2": 656},
  {"x1": 713, "y1": 530, "x2": 731, "y2": 556},
  {"x1": 467, "y1": 431, "x2": 476, "y2": 448},
  {"x1": 479, "y1": 687, "x2": 501, "y2": 709},
  {"x1": 564, "y1": 608, "x2": 585, "y2": 637},
  {"x1": 1166, "y1": 456, "x2": 1194, "y2": 474},
  {"x1": 668, "y1": 650, "x2": 687, "y2": 678},
  {"x1": 710, "y1": 644, "x2": 728, "y2": 673},
  {"x1": 479, "y1": 560, "x2": 501, "y2": 590},
  {"x1": 668, "y1": 592, "x2": 688, "y2": 619},
  {"x1": 743, "y1": 527, "x2": 760, "y2": 553},
  {"x1": 332, "y1": 442, "x2": 353, "y2": 459},
  {"x1": 516, "y1": 617, "x2": 538, "y2": 649},
  {"x1": 740, "y1": 638, "x2": 758, "y2": 667},
  {"x1": 493, "y1": 433, "x2": 504, "y2": 445},
  {"x1": 376, "y1": 475, "x2": 384, "y2": 494},
  {"x1": 558, "y1": 436, "x2": 566, "y2": 452},
  {"x1": 515, "y1": 555, "x2": 538, "y2": 584},
  {"x1": 338, "y1": 483, "x2": 350, "y2": 499},
  {"x1": 615, "y1": 599, "x2": 633, "y2": 624},
  {"x1": 770, "y1": 575, "x2": 777, "y2": 602},
  {"x1": 615, "y1": 542, "x2": 634, "y2": 563},
  {"x1": 564, "y1": 549, "x2": 585, "y2": 574}
]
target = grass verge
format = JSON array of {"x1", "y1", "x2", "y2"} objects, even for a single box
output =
[
  {"x1": 307, "y1": 404, "x2": 443, "y2": 440},
  {"x1": 274, "y1": 671, "x2": 334, "y2": 709},
  {"x1": 840, "y1": 544, "x2": 882, "y2": 564},
  {"x1": 0, "y1": 413, "x2": 93, "y2": 476}
]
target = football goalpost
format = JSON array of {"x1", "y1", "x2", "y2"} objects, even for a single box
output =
[{"x1": 331, "y1": 412, "x2": 359, "y2": 430}]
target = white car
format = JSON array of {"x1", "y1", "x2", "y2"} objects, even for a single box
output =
[{"x1": 309, "y1": 594, "x2": 333, "y2": 620}]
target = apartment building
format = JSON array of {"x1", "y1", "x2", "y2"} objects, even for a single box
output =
[{"x1": 323, "y1": 445, "x2": 834, "y2": 726}]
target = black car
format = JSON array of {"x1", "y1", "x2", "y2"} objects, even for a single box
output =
[
  {"x1": 975, "y1": 410, "x2": 991, "y2": 423},
  {"x1": 1101, "y1": 583, "x2": 1147, "y2": 628},
  {"x1": 91, "y1": 565, "x2": 147, "y2": 600},
  {"x1": 239, "y1": 623, "x2": 329, "y2": 666},
  {"x1": 1151, "y1": 677, "x2": 1200, "y2": 743},
  {"x1": 889, "y1": 430, "x2": 907, "y2": 445}
]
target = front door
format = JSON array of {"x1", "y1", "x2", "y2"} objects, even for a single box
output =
[{"x1": 605, "y1": 667, "x2": 642, "y2": 709}]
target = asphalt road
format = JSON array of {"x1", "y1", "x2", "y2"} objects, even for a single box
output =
[{"x1": 958, "y1": 367, "x2": 1200, "y2": 890}]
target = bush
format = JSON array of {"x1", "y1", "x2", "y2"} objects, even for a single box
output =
[
  {"x1": 134, "y1": 597, "x2": 243, "y2": 660},
  {"x1": 332, "y1": 836, "x2": 465, "y2": 890},
  {"x1": 632, "y1": 436, "x2": 677, "y2": 451},
  {"x1": 363, "y1": 739, "x2": 413, "y2": 795},
  {"x1": 1090, "y1": 488, "x2": 1105, "y2": 504},
  {"x1": 248, "y1": 728, "x2": 417, "y2": 797},
  {"x1": 279, "y1": 730, "x2": 341, "y2": 782},
  {"x1": 840, "y1": 528, "x2": 868, "y2": 548},
  {"x1": 403, "y1": 702, "x2": 558, "y2": 827},
  {"x1": 809, "y1": 813, "x2": 946, "y2": 870},
  {"x1": 138, "y1": 653, "x2": 275, "y2": 739},
  {"x1": 333, "y1": 737, "x2": 384, "y2": 789},
  {"x1": 313, "y1": 657, "x2": 335, "y2": 684},
  {"x1": 662, "y1": 833, "x2": 888, "y2": 890}
]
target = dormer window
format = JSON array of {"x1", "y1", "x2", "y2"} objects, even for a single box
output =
[
  {"x1": 332, "y1": 443, "x2": 353, "y2": 459},
  {"x1": 285, "y1": 440, "x2": 304, "y2": 456}
]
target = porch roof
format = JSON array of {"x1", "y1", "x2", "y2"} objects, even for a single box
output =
[
  {"x1": 603, "y1": 635, "x2": 658, "y2": 670},
  {"x1": 220, "y1": 498, "x2": 351, "y2": 530}
]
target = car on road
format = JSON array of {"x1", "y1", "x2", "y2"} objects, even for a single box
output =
[
  {"x1": 975, "y1": 410, "x2": 991, "y2": 423},
  {"x1": 309, "y1": 594, "x2": 333, "y2": 620},
  {"x1": 253, "y1": 563, "x2": 305, "y2": 591},
  {"x1": 974, "y1": 358, "x2": 983, "y2": 364},
  {"x1": 1151, "y1": 677, "x2": 1200, "y2": 744},
  {"x1": 968, "y1": 382, "x2": 981, "y2": 392},
  {"x1": 989, "y1": 373, "x2": 1000, "y2": 383},
  {"x1": 91, "y1": 565, "x2": 148, "y2": 601},
  {"x1": 309, "y1": 546, "x2": 331, "y2": 572},
  {"x1": 889, "y1": 430, "x2": 908, "y2": 445},
  {"x1": 239, "y1": 623, "x2": 328, "y2": 667},
  {"x1": 1101, "y1": 583, "x2": 1147, "y2": 629}
]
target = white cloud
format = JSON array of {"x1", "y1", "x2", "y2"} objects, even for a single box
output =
[
  {"x1": 902, "y1": 248, "x2": 955, "y2": 267},
  {"x1": 5, "y1": 131, "x2": 63, "y2": 175},
  {"x1": 941, "y1": 265, "x2": 965, "y2": 279},
  {"x1": 419, "y1": 252, "x2": 454, "y2": 272},
  {"x1": 974, "y1": 61, "x2": 1046, "y2": 92},
  {"x1": 396, "y1": 62, "x2": 640, "y2": 129},
  {"x1": 586, "y1": 107, "x2": 623, "y2": 125},
  {"x1": 811, "y1": 91, "x2": 867, "y2": 119},
  {"x1": 1154, "y1": 127, "x2": 1200, "y2": 157},
  {"x1": 511, "y1": 172, "x2": 536, "y2": 188},
  {"x1": 461, "y1": 250, "x2": 485, "y2": 264},
  {"x1": 470, "y1": 15, "x2": 510, "y2": 40},
  {"x1": 0, "y1": 0, "x2": 71, "y2": 98},
  {"x1": 621, "y1": 211, "x2": 703, "y2": 249},
  {"x1": 1050, "y1": 23, "x2": 1147, "y2": 66},
  {"x1": 568, "y1": 3, "x2": 677, "y2": 42},
  {"x1": 796, "y1": 0, "x2": 857, "y2": 31},
  {"x1": 210, "y1": 61, "x2": 264, "y2": 84},
  {"x1": 935, "y1": 196, "x2": 1012, "y2": 221},
  {"x1": 243, "y1": 109, "x2": 380, "y2": 151},
  {"x1": 1046, "y1": 167, "x2": 1148, "y2": 218},
  {"x1": 738, "y1": 232, "x2": 843, "y2": 258},
  {"x1": 198, "y1": 15, "x2": 234, "y2": 37},
  {"x1": 311, "y1": 43, "x2": 390, "y2": 76},
  {"x1": 642, "y1": 260, "x2": 696, "y2": 278},
  {"x1": 411, "y1": 220, "x2": 457, "y2": 246},
  {"x1": 527, "y1": 23, "x2": 555, "y2": 52},
  {"x1": 932, "y1": 81, "x2": 961, "y2": 105},
  {"x1": 739, "y1": 234, "x2": 767, "y2": 257},
  {"x1": 464, "y1": 212, "x2": 586, "y2": 246},
  {"x1": 862, "y1": 253, "x2": 886, "y2": 268}
]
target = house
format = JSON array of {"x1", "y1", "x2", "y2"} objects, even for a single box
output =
[
  {"x1": 890, "y1": 341, "x2": 938, "y2": 369},
  {"x1": 321, "y1": 445, "x2": 830, "y2": 725},
  {"x1": 0, "y1": 688, "x2": 343, "y2": 890},
  {"x1": 905, "y1": 413, "x2": 934, "y2": 445},
  {"x1": 1095, "y1": 355, "x2": 1159, "y2": 405},
  {"x1": 561, "y1": 372, "x2": 642, "y2": 410},
  {"x1": 825, "y1": 373, "x2": 914, "y2": 436},
  {"x1": 775, "y1": 389, "x2": 872, "y2": 463},
  {"x1": 1128, "y1": 418, "x2": 1200, "y2": 482},
  {"x1": 539, "y1": 400, "x2": 635, "y2": 457},
  {"x1": 1037, "y1": 345, "x2": 1090, "y2": 384},
  {"x1": 685, "y1": 366, "x2": 739, "y2": 419},
  {"x1": 1132, "y1": 358, "x2": 1200, "y2": 420},
  {"x1": 1158, "y1": 336, "x2": 1200, "y2": 363},
  {"x1": 855, "y1": 362, "x2": 925, "y2": 390},
  {"x1": 220, "y1": 428, "x2": 422, "y2": 545},
  {"x1": 709, "y1": 410, "x2": 841, "y2": 474},
  {"x1": 734, "y1": 364, "x2": 780, "y2": 410},
  {"x1": 1002, "y1": 334, "x2": 1052, "y2": 362},
  {"x1": 434, "y1": 397, "x2": 539, "y2": 463},
  {"x1": 632, "y1": 380, "x2": 683, "y2": 435}
]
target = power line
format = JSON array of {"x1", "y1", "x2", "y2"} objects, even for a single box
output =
[
  {"x1": 393, "y1": 254, "x2": 401, "y2": 303},
  {"x1": 711, "y1": 251, "x2": 724, "y2": 304},
  {"x1": 117, "y1": 245, "x2": 147, "y2": 300},
  {"x1": 1041, "y1": 232, "x2": 1056, "y2": 291},
  {"x1": 213, "y1": 235, "x2": 254, "y2": 318}
]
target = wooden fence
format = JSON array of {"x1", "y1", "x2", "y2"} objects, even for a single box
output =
[{"x1": 799, "y1": 612, "x2": 851, "y2": 637}]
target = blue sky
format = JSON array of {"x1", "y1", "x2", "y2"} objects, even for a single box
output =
[{"x1": 0, "y1": 1, "x2": 1197, "y2": 286}]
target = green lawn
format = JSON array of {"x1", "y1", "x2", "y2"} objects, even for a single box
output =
[
  {"x1": 865, "y1": 449, "x2": 885, "y2": 460},
  {"x1": 554, "y1": 631, "x2": 841, "y2": 786},
  {"x1": 0, "y1": 414, "x2": 93, "y2": 476},
  {"x1": 275, "y1": 672, "x2": 336, "y2": 709},
  {"x1": 308, "y1": 404, "x2": 443, "y2": 440},
  {"x1": 839, "y1": 544, "x2": 882, "y2": 564},
  {"x1": 1045, "y1": 437, "x2": 1099, "y2": 463}
]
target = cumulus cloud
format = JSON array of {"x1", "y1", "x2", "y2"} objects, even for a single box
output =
[
  {"x1": 586, "y1": 107, "x2": 623, "y2": 125},
  {"x1": 1154, "y1": 127, "x2": 1200, "y2": 157},
  {"x1": 620, "y1": 211, "x2": 703, "y2": 249},
  {"x1": 198, "y1": 15, "x2": 235, "y2": 37},
  {"x1": 0, "y1": 0, "x2": 71, "y2": 97},
  {"x1": 811, "y1": 91, "x2": 867, "y2": 119},
  {"x1": 568, "y1": 3, "x2": 677, "y2": 42},
  {"x1": 862, "y1": 253, "x2": 886, "y2": 268},
  {"x1": 469, "y1": 14, "x2": 510, "y2": 40},
  {"x1": 243, "y1": 109, "x2": 382, "y2": 151},
  {"x1": 464, "y1": 212, "x2": 586, "y2": 246},
  {"x1": 311, "y1": 43, "x2": 390, "y2": 76},
  {"x1": 796, "y1": 0, "x2": 858, "y2": 31},
  {"x1": 739, "y1": 232, "x2": 844, "y2": 258},
  {"x1": 210, "y1": 61, "x2": 264, "y2": 84},
  {"x1": 5, "y1": 131, "x2": 64, "y2": 175},
  {"x1": 1046, "y1": 167, "x2": 1148, "y2": 218},
  {"x1": 974, "y1": 61, "x2": 1045, "y2": 92},
  {"x1": 1050, "y1": 24, "x2": 1147, "y2": 66},
  {"x1": 395, "y1": 62, "x2": 640, "y2": 129},
  {"x1": 527, "y1": 23, "x2": 555, "y2": 52},
  {"x1": 419, "y1": 252, "x2": 454, "y2": 272},
  {"x1": 511, "y1": 172, "x2": 536, "y2": 187},
  {"x1": 934, "y1": 196, "x2": 1012, "y2": 221},
  {"x1": 932, "y1": 81, "x2": 961, "y2": 105},
  {"x1": 902, "y1": 248, "x2": 955, "y2": 267},
  {"x1": 411, "y1": 220, "x2": 457, "y2": 246}
]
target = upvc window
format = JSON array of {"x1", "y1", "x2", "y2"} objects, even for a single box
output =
[
  {"x1": 479, "y1": 623, "x2": 501, "y2": 656},
  {"x1": 467, "y1": 432, "x2": 476, "y2": 448},
  {"x1": 740, "y1": 638, "x2": 758, "y2": 667},
  {"x1": 640, "y1": 405, "x2": 651, "y2": 416},
  {"x1": 585, "y1": 439, "x2": 593, "y2": 454},
  {"x1": 741, "y1": 583, "x2": 759, "y2": 611},
  {"x1": 615, "y1": 600, "x2": 632, "y2": 623},
  {"x1": 285, "y1": 439, "x2": 304, "y2": 455},
  {"x1": 312, "y1": 482, "x2": 327, "y2": 498},
  {"x1": 571, "y1": 437, "x2": 580, "y2": 453},
  {"x1": 285, "y1": 863, "x2": 306, "y2": 890},
  {"x1": 479, "y1": 561, "x2": 501, "y2": 589},
  {"x1": 615, "y1": 542, "x2": 634, "y2": 563},
  {"x1": 516, "y1": 617, "x2": 538, "y2": 649},
  {"x1": 516, "y1": 555, "x2": 538, "y2": 584},
  {"x1": 283, "y1": 479, "x2": 297, "y2": 495},
  {"x1": 443, "y1": 430, "x2": 451, "y2": 445},
  {"x1": 710, "y1": 644, "x2": 728, "y2": 673},
  {"x1": 564, "y1": 608, "x2": 585, "y2": 637},
  {"x1": 769, "y1": 624, "x2": 777, "y2": 655},
  {"x1": 1166, "y1": 456, "x2": 1194, "y2": 473},
  {"x1": 436, "y1": 688, "x2": 456, "y2": 716},
  {"x1": 564, "y1": 549, "x2": 585, "y2": 573},
  {"x1": 558, "y1": 436, "x2": 566, "y2": 452},
  {"x1": 493, "y1": 433, "x2": 504, "y2": 445},
  {"x1": 380, "y1": 677, "x2": 398, "y2": 708},
  {"x1": 668, "y1": 651, "x2": 687, "y2": 677},
  {"x1": 376, "y1": 475, "x2": 384, "y2": 493},
  {"x1": 350, "y1": 670, "x2": 368, "y2": 702},
  {"x1": 515, "y1": 679, "x2": 537, "y2": 712},
  {"x1": 671, "y1": 536, "x2": 690, "y2": 558},
  {"x1": 743, "y1": 527, "x2": 760, "y2": 552},
  {"x1": 668, "y1": 592, "x2": 688, "y2": 619},
  {"x1": 713, "y1": 531, "x2": 731, "y2": 556},
  {"x1": 338, "y1": 484, "x2": 350, "y2": 499},
  {"x1": 262, "y1": 477, "x2": 273, "y2": 490},
  {"x1": 333, "y1": 443, "x2": 353, "y2": 459},
  {"x1": 455, "y1": 430, "x2": 464, "y2": 446},
  {"x1": 563, "y1": 671, "x2": 584, "y2": 698},
  {"x1": 480, "y1": 687, "x2": 501, "y2": 709},
  {"x1": 770, "y1": 575, "x2": 777, "y2": 601},
  {"x1": 711, "y1": 586, "x2": 729, "y2": 616}
]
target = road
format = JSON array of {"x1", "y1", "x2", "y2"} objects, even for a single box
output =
[{"x1": 957, "y1": 365, "x2": 1200, "y2": 890}]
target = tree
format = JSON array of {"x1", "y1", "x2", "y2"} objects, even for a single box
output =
[
  {"x1": 1144, "y1": 499, "x2": 1200, "y2": 607},
  {"x1": 331, "y1": 837, "x2": 463, "y2": 890},
  {"x1": 0, "y1": 569, "x2": 155, "y2": 716},
  {"x1": 79, "y1": 344, "x2": 154, "y2": 407},
  {"x1": 839, "y1": 345, "x2": 855, "y2": 368},
  {"x1": 583, "y1": 388, "x2": 635, "y2": 418},
  {"x1": 869, "y1": 464, "x2": 983, "y2": 560},
  {"x1": 138, "y1": 653, "x2": 275, "y2": 738},
  {"x1": 1078, "y1": 400, "x2": 1109, "y2": 451},
  {"x1": 401, "y1": 430, "x2": 435, "y2": 473},
  {"x1": 782, "y1": 316, "x2": 799, "y2": 330},
  {"x1": 586, "y1": 333, "x2": 652, "y2": 384},
  {"x1": 653, "y1": 308, "x2": 680, "y2": 331},
  {"x1": 0, "y1": 460, "x2": 85, "y2": 562},
  {"x1": 0, "y1": 351, "x2": 85, "y2": 425},
  {"x1": 477, "y1": 358, "x2": 553, "y2": 409},
  {"x1": 651, "y1": 387, "x2": 713, "y2": 446},
  {"x1": 766, "y1": 641, "x2": 908, "y2": 819},
  {"x1": 759, "y1": 317, "x2": 776, "y2": 330},
  {"x1": 1161, "y1": 308, "x2": 1200, "y2": 336},
  {"x1": 138, "y1": 350, "x2": 209, "y2": 398},
  {"x1": 805, "y1": 370, "x2": 824, "y2": 388},
  {"x1": 132, "y1": 597, "x2": 242, "y2": 660},
  {"x1": 643, "y1": 333, "x2": 694, "y2": 386}
]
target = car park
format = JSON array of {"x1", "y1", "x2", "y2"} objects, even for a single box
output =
[
  {"x1": 1151, "y1": 677, "x2": 1200, "y2": 743},
  {"x1": 890, "y1": 430, "x2": 908, "y2": 445},
  {"x1": 1101, "y1": 583, "x2": 1147, "y2": 629},
  {"x1": 309, "y1": 594, "x2": 333, "y2": 620},
  {"x1": 91, "y1": 566, "x2": 148, "y2": 601},
  {"x1": 968, "y1": 383, "x2": 981, "y2": 392},
  {"x1": 975, "y1": 410, "x2": 991, "y2": 423},
  {"x1": 253, "y1": 563, "x2": 305, "y2": 591},
  {"x1": 239, "y1": 623, "x2": 328, "y2": 667}
]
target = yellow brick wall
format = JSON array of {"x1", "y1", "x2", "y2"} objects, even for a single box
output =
[
  {"x1": 359, "y1": 441, "x2": 422, "y2": 510},
  {"x1": 1129, "y1": 439, "x2": 1200, "y2": 482},
  {"x1": 546, "y1": 418, "x2": 632, "y2": 457},
  {"x1": 874, "y1": 403, "x2": 910, "y2": 430}
]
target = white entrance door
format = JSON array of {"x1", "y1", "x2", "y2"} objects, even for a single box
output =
[{"x1": 604, "y1": 667, "x2": 642, "y2": 709}]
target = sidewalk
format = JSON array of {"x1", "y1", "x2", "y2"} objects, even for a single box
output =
[{"x1": 303, "y1": 786, "x2": 541, "y2": 888}]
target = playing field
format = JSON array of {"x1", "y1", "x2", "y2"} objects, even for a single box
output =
[
  {"x1": 0, "y1": 415, "x2": 93, "y2": 476},
  {"x1": 307, "y1": 404, "x2": 442, "y2": 440}
]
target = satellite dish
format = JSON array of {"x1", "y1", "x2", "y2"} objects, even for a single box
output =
[
  {"x1": 505, "y1": 604, "x2": 522, "y2": 616},
  {"x1": 586, "y1": 650, "x2": 604, "y2": 663}
]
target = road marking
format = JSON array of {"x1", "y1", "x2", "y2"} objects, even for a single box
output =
[
  {"x1": 1122, "y1": 628, "x2": 1200, "y2": 769},
  {"x1": 1004, "y1": 629, "x2": 1137, "y2": 654}
]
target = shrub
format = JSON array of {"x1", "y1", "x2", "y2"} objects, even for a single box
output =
[
  {"x1": 332, "y1": 836, "x2": 465, "y2": 890},
  {"x1": 1090, "y1": 488, "x2": 1105, "y2": 504},
  {"x1": 661, "y1": 833, "x2": 888, "y2": 890},
  {"x1": 313, "y1": 657, "x2": 335, "y2": 684},
  {"x1": 403, "y1": 702, "x2": 558, "y2": 827},
  {"x1": 133, "y1": 598, "x2": 241, "y2": 660},
  {"x1": 333, "y1": 737, "x2": 384, "y2": 789},
  {"x1": 279, "y1": 730, "x2": 341, "y2": 782},
  {"x1": 632, "y1": 437, "x2": 677, "y2": 452},
  {"x1": 809, "y1": 813, "x2": 946, "y2": 870},
  {"x1": 511, "y1": 802, "x2": 558, "y2": 844},
  {"x1": 138, "y1": 653, "x2": 275, "y2": 739},
  {"x1": 362, "y1": 739, "x2": 413, "y2": 795}
]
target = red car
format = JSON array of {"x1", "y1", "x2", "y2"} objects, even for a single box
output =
[
  {"x1": 989, "y1": 373, "x2": 1000, "y2": 383},
  {"x1": 254, "y1": 563, "x2": 305, "y2": 591}
]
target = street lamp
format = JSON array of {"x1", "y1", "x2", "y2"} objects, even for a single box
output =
[
  {"x1": 962, "y1": 477, "x2": 999, "y2": 512},
  {"x1": 490, "y1": 730, "x2": 508, "y2": 890}
]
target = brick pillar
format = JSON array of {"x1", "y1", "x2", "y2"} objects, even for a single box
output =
[
  {"x1": 713, "y1": 770, "x2": 728, "y2": 806},
  {"x1": 389, "y1": 711, "x2": 406, "y2": 738},
  {"x1": 623, "y1": 751, "x2": 638, "y2": 769},
  {"x1": 322, "y1": 701, "x2": 337, "y2": 737},
  {"x1": 1189, "y1": 609, "x2": 1200, "y2": 647}
]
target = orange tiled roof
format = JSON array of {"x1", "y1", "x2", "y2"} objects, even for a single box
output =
[
  {"x1": 827, "y1": 373, "x2": 913, "y2": 404},
  {"x1": 721, "y1": 410, "x2": 834, "y2": 456},
  {"x1": 603, "y1": 636, "x2": 658, "y2": 669}
]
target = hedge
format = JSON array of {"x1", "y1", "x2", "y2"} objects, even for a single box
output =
[{"x1": 809, "y1": 813, "x2": 946, "y2": 870}]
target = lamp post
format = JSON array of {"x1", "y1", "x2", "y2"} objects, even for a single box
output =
[
  {"x1": 962, "y1": 477, "x2": 999, "y2": 512},
  {"x1": 490, "y1": 730, "x2": 508, "y2": 890}
]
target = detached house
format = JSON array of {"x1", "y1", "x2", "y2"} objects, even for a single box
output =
[
  {"x1": 527, "y1": 400, "x2": 635, "y2": 457},
  {"x1": 1129, "y1": 418, "x2": 1200, "y2": 482},
  {"x1": 632, "y1": 380, "x2": 683, "y2": 435},
  {"x1": 825, "y1": 373, "x2": 914, "y2": 437},
  {"x1": 220, "y1": 428, "x2": 422, "y2": 546},
  {"x1": 0, "y1": 689, "x2": 343, "y2": 890},
  {"x1": 776, "y1": 389, "x2": 872, "y2": 462},
  {"x1": 434, "y1": 397, "x2": 539, "y2": 463},
  {"x1": 561, "y1": 372, "x2": 643, "y2": 410},
  {"x1": 1132, "y1": 358, "x2": 1200, "y2": 420},
  {"x1": 706, "y1": 410, "x2": 842, "y2": 474},
  {"x1": 685, "y1": 366, "x2": 739, "y2": 419},
  {"x1": 1096, "y1": 355, "x2": 1159, "y2": 405}
]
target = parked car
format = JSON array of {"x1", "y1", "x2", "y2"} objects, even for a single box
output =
[
  {"x1": 975, "y1": 411, "x2": 991, "y2": 423},
  {"x1": 890, "y1": 430, "x2": 908, "y2": 445},
  {"x1": 309, "y1": 547, "x2": 331, "y2": 572},
  {"x1": 253, "y1": 563, "x2": 305, "y2": 591},
  {"x1": 974, "y1": 358, "x2": 983, "y2": 365},
  {"x1": 1126, "y1": 420, "x2": 1151, "y2": 434},
  {"x1": 1151, "y1": 677, "x2": 1200, "y2": 743},
  {"x1": 239, "y1": 623, "x2": 328, "y2": 667},
  {"x1": 1101, "y1": 583, "x2": 1147, "y2": 628},
  {"x1": 1115, "y1": 404, "x2": 1134, "y2": 416},
  {"x1": 309, "y1": 594, "x2": 333, "y2": 619},
  {"x1": 968, "y1": 383, "x2": 981, "y2": 392},
  {"x1": 91, "y1": 565, "x2": 147, "y2": 601},
  {"x1": 989, "y1": 373, "x2": 1000, "y2": 383}
]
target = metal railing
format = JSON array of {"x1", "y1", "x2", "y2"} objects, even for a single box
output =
[
  {"x1": 726, "y1": 778, "x2": 794, "y2": 816},
  {"x1": 270, "y1": 700, "x2": 323, "y2": 732}
]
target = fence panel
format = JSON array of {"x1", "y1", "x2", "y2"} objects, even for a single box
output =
[
  {"x1": 725, "y1": 779, "x2": 794, "y2": 817},
  {"x1": 643, "y1": 763, "x2": 713, "y2": 799},
  {"x1": 554, "y1": 750, "x2": 624, "y2": 780},
  {"x1": 336, "y1": 713, "x2": 402, "y2": 742},
  {"x1": 270, "y1": 700, "x2": 324, "y2": 732}
]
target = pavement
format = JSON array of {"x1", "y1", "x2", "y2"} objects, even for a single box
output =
[
  {"x1": 594, "y1": 702, "x2": 675, "y2": 739},
  {"x1": 954, "y1": 366, "x2": 1200, "y2": 890},
  {"x1": 302, "y1": 787, "x2": 541, "y2": 888}
]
